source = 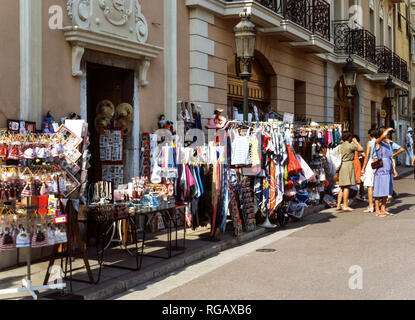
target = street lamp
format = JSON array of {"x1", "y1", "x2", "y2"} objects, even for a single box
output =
[
  {"x1": 384, "y1": 76, "x2": 396, "y2": 128},
  {"x1": 234, "y1": 9, "x2": 256, "y2": 121},
  {"x1": 342, "y1": 57, "x2": 358, "y2": 132}
]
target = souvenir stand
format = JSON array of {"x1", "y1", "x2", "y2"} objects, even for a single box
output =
[
  {"x1": 286, "y1": 123, "x2": 343, "y2": 218},
  {"x1": 0, "y1": 128, "x2": 84, "y2": 299},
  {"x1": 83, "y1": 176, "x2": 185, "y2": 284},
  {"x1": 43, "y1": 121, "x2": 95, "y2": 291},
  {"x1": 144, "y1": 119, "x2": 344, "y2": 239}
]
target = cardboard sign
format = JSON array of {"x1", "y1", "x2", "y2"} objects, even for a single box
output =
[{"x1": 283, "y1": 112, "x2": 294, "y2": 124}]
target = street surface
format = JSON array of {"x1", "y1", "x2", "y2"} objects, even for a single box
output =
[{"x1": 111, "y1": 173, "x2": 415, "y2": 300}]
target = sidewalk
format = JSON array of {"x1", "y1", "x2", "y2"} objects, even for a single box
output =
[
  {"x1": 0, "y1": 165, "x2": 412, "y2": 300},
  {"x1": 0, "y1": 207, "x2": 326, "y2": 300}
]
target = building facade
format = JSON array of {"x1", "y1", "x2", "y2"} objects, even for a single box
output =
[
  {"x1": 1, "y1": 0, "x2": 412, "y2": 146},
  {"x1": 0, "y1": 0, "x2": 413, "y2": 267},
  {"x1": 183, "y1": 0, "x2": 412, "y2": 142}
]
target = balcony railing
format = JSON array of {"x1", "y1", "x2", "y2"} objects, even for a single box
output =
[
  {"x1": 333, "y1": 20, "x2": 376, "y2": 65},
  {"x1": 375, "y1": 45, "x2": 410, "y2": 84},
  {"x1": 392, "y1": 52, "x2": 401, "y2": 79},
  {"x1": 228, "y1": 0, "x2": 330, "y2": 41},
  {"x1": 376, "y1": 46, "x2": 392, "y2": 74},
  {"x1": 400, "y1": 59, "x2": 409, "y2": 83}
]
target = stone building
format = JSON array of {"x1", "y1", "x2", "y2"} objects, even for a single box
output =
[{"x1": 0, "y1": 0, "x2": 412, "y2": 150}]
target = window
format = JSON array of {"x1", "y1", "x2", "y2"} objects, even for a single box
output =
[
  {"x1": 369, "y1": 8, "x2": 375, "y2": 34},
  {"x1": 378, "y1": 17, "x2": 384, "y2": 45},
  {"x1": 294, "y1": 80, "x2": 306, "y2": 122},
  {"x1": 398, "y1": 91, "x2": 409, "y2": 116},
  {"x1": 388, "y1": 25, "x2": 392, "y2": 49},
  {"x1": 398, "y1": 4, "x2": 401, "y2": 30},
  {"x1": 406, "y1": 5, "x2": 410, "y2": 38}
]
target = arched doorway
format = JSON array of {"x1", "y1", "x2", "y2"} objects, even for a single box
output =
[
  {"x1": 334, "y1": 76, "x2": 358, "y2": 133},
  {"x1": 227, "y1": 51, "x2": 274, "y2": 120}
]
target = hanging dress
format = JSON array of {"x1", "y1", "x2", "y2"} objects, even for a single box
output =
[
  {"x1": 269, "y1": 160, "x2": 277, "y2": 213},
  {"x1": 338, "y1": 141, "x2": 358, "y2": 187}
]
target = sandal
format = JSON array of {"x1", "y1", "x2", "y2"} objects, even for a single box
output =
[
  {"x1": 343, "y1": 207, "x2": 354, "y2": 212},
  {"x1": 384, "y1": 212, "x2": 394, "y2": 216},
  {"x1": 364, "y1": 207, "x2": 374, "y2": 213},
  {"x1": 375, "y1": 212, "x2": 386, "y2": 217}
]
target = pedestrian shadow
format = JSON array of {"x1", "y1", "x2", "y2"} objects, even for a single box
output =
[
  {"x1": 395, "y1": 193, "x2": 415, "y2": 199},
  {"x1": 388, "y1": 203, "x2": 415, "y2": 215},
  {"x1": 283, "y1": 212, "x2": 337, "y2": 229}
]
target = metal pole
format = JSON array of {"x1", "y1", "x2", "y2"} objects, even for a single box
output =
[
  {"x1": 386, "y1": 98, "x2": 392, "y2": 128},
  {"x1": 241, "y1": 60, "x2": 251, "y2": 122},
  {"x1": 243, "y1": 78, "x2": 249, "y2": 121},
  {"x1": 347, "y1": 86, "x2": 353, "y2": 133},
  {"x1": 26, "y1": 197, "x2": 31, "y2": 283}
]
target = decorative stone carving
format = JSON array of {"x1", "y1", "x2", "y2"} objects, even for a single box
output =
[
  {"x1": 138, "y1": 59, "x2": 150, "y2": 86},
  {"x1": 67, "y1": 0, "x2": 92, "y2": 29},
  {"x1": 98, "y1": 0, "x2": 133, "y2": 26},
  {"x1": 135, "y1": 1, "x2": 148, "y2": 43},
  {"x1": 66, "y1": 0, "x2": 148, "y2": 43},
  {"x1": 72, "y1": 45, "x2": 85, "y2": 77},
  {"x1": 65, "y1": 0, "x2": 160, "y2": 80}
]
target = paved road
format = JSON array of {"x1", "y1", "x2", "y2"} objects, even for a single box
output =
[{"x1": 112, "y1": 173, "x2": 415, "y2": 300}]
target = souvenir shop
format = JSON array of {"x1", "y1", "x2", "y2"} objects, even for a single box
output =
[{"x1": 0, "y1": 106, "x2": 343, "y2": 298}]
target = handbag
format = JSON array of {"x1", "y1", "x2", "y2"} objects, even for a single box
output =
[{"x1": 371, "y1": 159, "x2": 383, "y2": 170}]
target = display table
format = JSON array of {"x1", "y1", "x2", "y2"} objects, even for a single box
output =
[{"x1": 86, "y1": 203, "x2": 186, "y2": 284}]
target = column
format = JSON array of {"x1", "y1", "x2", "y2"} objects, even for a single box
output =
[
  {"x1": 356, "y1": 76, "x2": 365, "y2": 139},
  {"x1": 189, "y1": 8, "x2": 215, "y2": 127},
  {"x1": 164, "y1": 0, "x2": 177, "y2": 121},
  {"x1": 324, "y1": 62, "x2": 335, "y2": 123},
  {"x1": 19, "y1": 0, "x2": 42, "y2": 126}
]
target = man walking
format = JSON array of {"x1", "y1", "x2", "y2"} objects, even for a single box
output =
[{"x1": 405, "y1": 127, "x2": 414, "y2": 167}]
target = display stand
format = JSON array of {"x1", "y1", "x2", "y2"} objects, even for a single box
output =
[
  {"x1": 43, "y1": 194, "x2": 94, "y2": 288},
  {"x1": 0, "y1": 198, "x2": 66, "y2": 300},
  {"x1": 259, "y1": 211, "x2": 277, "y2": 229}
]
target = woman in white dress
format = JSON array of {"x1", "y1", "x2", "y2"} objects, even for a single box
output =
[{"x1": 361, "y1": 128, "x2": 378, "y2": 213}]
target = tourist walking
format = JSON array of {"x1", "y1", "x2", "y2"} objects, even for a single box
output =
[
  {"x1": 384, "y1": 133, "x2": 405, "y2": 201},
  {"x1": 353, "y1": 135, "x2": 365, "y2": 201},
  {"x1": 405, "y1": 127, "x2": 414, "y2": 167},
  {"x1": 338, "y1": 131, "x2": 364, "y2": 212},
  {"x1": 361, "y1": 128, "x2": 378, "y2": 213},
  {"x1": 373, "y1": 127, "x2": 395, "y2": 217}
]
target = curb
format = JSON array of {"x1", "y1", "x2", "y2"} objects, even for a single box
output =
[{"x1": 75, "y1": 203, "x2": 327, "y2": 300}]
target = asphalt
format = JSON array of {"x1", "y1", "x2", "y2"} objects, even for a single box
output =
[{"x1": 112, "y1": 166, "x2": 415, "y2": 300}]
